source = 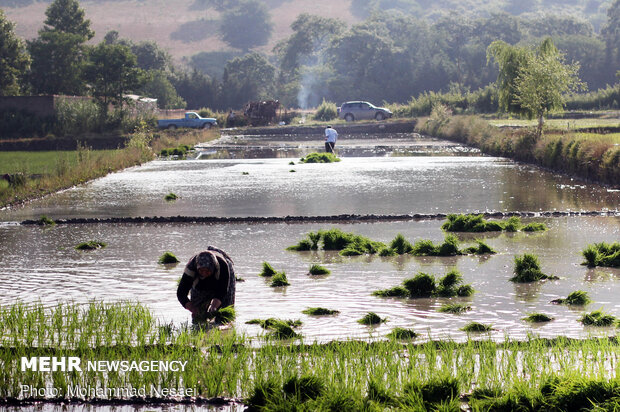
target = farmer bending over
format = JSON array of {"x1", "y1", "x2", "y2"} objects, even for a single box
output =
[{"x1": 177, "y1": 246, "x2": 235, "y2": 323}]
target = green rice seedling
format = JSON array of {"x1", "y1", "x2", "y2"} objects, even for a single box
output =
[
  {"x1": 484, "y1": 220, "x2": 504, "y2": 231},
  {"x1": 37, "y1": 215, "x2": 55, "y2": 226},
  {"x1": 301, "y1": 307, "x2": 339, "y2": 316},
  {"x1": 164, "y1": 192, "x2": 178, "y2": 201},
  {"x1": 209, "y1": 306, "x2": 236, "y2": 324},
  {"x1": 411, "y1": 235, "x2": 462, "y2": 256},
  {"x1": 268, "y1": 321, "x2": 301, "y2": 339},
  {"x1": 340, "y1": 246, "x2": 365, "y2": 256},
  {"x1": 286, "y1": 238, "x2": 313, "y2": 251},
  {"x1": 372, "y1": 286, "x2": 409, "y2": 297},
  {"x1": 242, "y1": 171, "x2": 249, "y2": 175},
  {"x1": 246, "y1": 318, "x2": 301, "y2": 328},
  {"x1": 319, "y1": 228, "x2": 384, "y2": 254},
  {"x1": 367, "y1": 379, "x2": 397, "y2": 404},
  {"x1": 523, "y1": 313, "x2": 554, "y2": 323},
  {"x1": 389, "y1": 233, "x2": 414, "y2": 254},
  {"x1": 404, "y1": 376, "x2": 460, "y2": 409},
  {"x1": 457, "y1": 285, "x2": 475, "y2": 297},
  {"x1": 522, "y1": 222, "x2": 548, "y2": 232},
  {"x1": 307, "y1": 232, "x2": 321, "y2": 250},
  {"x1": 579, "y1": 310, "x2": 618, "y2": 326},
  {"x1": 308, "y1": 264, "x2": 330, "y2": 275},
  {"x1": 378, "y1": 247, "x2": 398, "y2": 256},
  {"x1": 299, "y1": 152, "x2": 341, "y2": 163},
  {"x1": 386, "y1": 327, "x2": 418, "y2": 340},
  {"x1": 411, "y1": 239, "x2": 437, "y2": 255},
  {"x1": 511, "y1": 253, "x2": 557, "y2": 282},
  {"x1": 74, "y1": 240, "x2": 106, "y2": 250},
  {"x1": 246, "y1": 378, "x2": 281, "y2": 409},
  {"x1": 462, "y1": 322, "x2": 493, "y2": 332},
  {"x1": 283, "y1": 375, "x2": 325, "y2": 401},
  {"x1": 582, "y1": 242, "x2": 620, "y2": 268},
  {"x1": 438, "y1": 303, "x2": 472, "y2": 314},
  {"x1": 236, "y1": 276, "x2": 245, "y2": 282},
  {"x1": 270, "y1": 272, "x2": 290, "y2": 287},
  {"x1": 442, "y1": 214, "x2": 487, "y2": 232},
  {"x1": 289, "y1": 169, "x2": 296, "y2": 172},
  {"x1": 158, "y1": 251, "x2": 179, "y2": 264},
  {"x1": 438, "y1": 234, "x2": 461, "y2": 256},
  {"x1": 552, "y1": 290, "x2": 591, "y2": 305},
  {"x1": 289, "y1": 161, "x2": 295, "y2": 165},
  {"x1": 503, "y1": 216, "x2": 522, "y2": 232},
  {"x1": 259, "y1": 261, "x2": 278, "y2": 277},
  {"x1": 463, "y1": 239, "x2": 496, "y2": 255},
  {"x1": 403, "y1": 273, "x2": 436, "y2": 297},
  {"x1": 358, "y1": 312, "x2": 386, "y2": 325}
]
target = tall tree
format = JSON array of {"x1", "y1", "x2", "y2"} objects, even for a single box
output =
[
  {"x1": 218, "y1": 0, "x2": 273, "y2": 50},
  {"x1": 489, "y1": 38, "x2": 583, "y2": 138},
  {"x1": 222, "y1": 52, "x2": 275, "y2": 107},
  {"x1": 27, "y1": 0, "x2": 93, "y2": 95},
  {"x1": 601, "y1": 0, "x2": 620, "y2": 71},
  {"x1": 84, "y1": 43, "x2": 144, "y2": 113},
  {"x1": 0, "y1": 10, "x2": 30, "y2": 95}
]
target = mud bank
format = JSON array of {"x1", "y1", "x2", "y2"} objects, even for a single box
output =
[
  {"x1": 20, "y1": 210, "x2": 619, "y2": 226},
  {"x1": 222, "y1": 120, "x2": 416, "y2": 136}
]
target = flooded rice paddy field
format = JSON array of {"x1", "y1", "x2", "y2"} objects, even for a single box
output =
[
  {"x1": 0, "y1": 216, "x2": 618, "y2": 342},
  {"x1": 0, "y1": 132, "x2": 618, "y2": 343}
]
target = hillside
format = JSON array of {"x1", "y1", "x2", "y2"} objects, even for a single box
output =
[{"x1": 3, "y1": 0, "x2": 613, "y2": 66}]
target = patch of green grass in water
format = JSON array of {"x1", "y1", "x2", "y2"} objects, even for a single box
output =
[
  {"x1": 462, "y1": 322, "x2": 493, "y2": 332},
  {"x1": 75, "y1": 240, "x2": 107, "y2": 251},
  {"x1": 301, "y1": 307, "x2": 339, "y2": 316},
  {"x1": 463, "y1": 239, "x2": 496, "y2": 255},
  {"x1": 439, "y1": 303, "x2": 472, "y2": 314},
  {"x1": 37, "y1": 215, "x2": 56, "y2": 226},
  {"x1": 552, "y1": 290, "x2": 591, "y2": 305},
  {"x1": 164, "y1": 192, "x2": 178, "y2": 201},
  {"x1": 387, "y1": 327, "x2": 418, "y2": 340},
  {"x1": 299, "y1": 152, "x2": 341, "y2": 163},
  {"x1": 582, "y1": 242, "x2": 620, "y2": 268},
  {"x1": 523, "y1": 313, "x2": 554, "y2": 323},
  {"x1": 308, "y1": 264, "x2": 330, "y2": 275},
  {"x1": 259, "y1": 261, "x2": 278, "y2": 277},
  {"x1": 442, "y1": 213, "x2": 547, "y2": 233},
  {"x1": 510, "y1": 253, "x2": 558, "y2": 282},
  {"x1": 411, "y1": 234, "x2": 461, "y2": 256},
  {"x1": 376, "y1": 270, "x2": 474, "y2": 299},
  {"x1": 579, "y1": 310, "x2": 618, "y2": 327},
  {"x1": 357, "y1": 312, "x2": 386, "y2": 325},
  {"x1": 288, "y1": 228, "x2": 385, "y2": 256},
  {"x1": 158, "y1": 251, "x2": 179, "y2": 264},
  {"x1": 389, "y1": 233, "x2": 414, "y2": 254},
  {"x1": 372, "y1": 286, "x2": 409, "y2": 297},
  {"x1": 270, "y1": 272, "x2": 290, "y2": 287}
]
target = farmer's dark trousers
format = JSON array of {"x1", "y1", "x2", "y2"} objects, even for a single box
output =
[{"x1": 325, "y1": 142, "x2": 335, "y2": 153}]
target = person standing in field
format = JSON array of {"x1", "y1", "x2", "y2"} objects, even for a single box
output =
[
  {"x1": 177, "y1": 246, "x2": 235, "y2": 323},
  {"x1": 325, "y1": 125, "x2": 338, "y2": 154}
]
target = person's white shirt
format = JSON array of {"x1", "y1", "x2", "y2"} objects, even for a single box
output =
[{"x1": 325, "y1": 127, "x2": 338, "y2": 143}]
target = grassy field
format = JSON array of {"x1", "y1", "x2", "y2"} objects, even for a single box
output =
[
  {"x1": 488, "y1": 117, "x2": 620, "y2": 129},
  {"x1": 0, "y1": 150, "x2": 118, "y2": 175}
]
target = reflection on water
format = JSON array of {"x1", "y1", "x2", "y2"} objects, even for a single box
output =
[{"x1": 0, "y1": 216, "x2": 618, "y2": 342}]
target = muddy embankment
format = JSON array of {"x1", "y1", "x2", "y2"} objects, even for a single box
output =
[
  {"x1": 20, "y1": 210, "x2": 619, "y2": 226},
  {"x1": 222, "y1": 120, "x2": 416, "y2": 137}
]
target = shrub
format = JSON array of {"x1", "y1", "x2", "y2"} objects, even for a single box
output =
[
  {"x1": 312, "y1": 99, "x2": 338, "y2": 121},
  {"x1": 158, "y1": 251, "x2": 179, "y2": 264}
]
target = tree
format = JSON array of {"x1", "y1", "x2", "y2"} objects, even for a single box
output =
[
  {"x1": 218, "y1": 0, "x2": 273, "y2": 50},
  {"x1": 489, "y1": 38, "x2": 583, "y2": 138},
  {"x1": 84, "y1": 43, "x2": 145, "y2": 114},
  {"x1": 0, "y1": 10, "x2": 30, "y2": 95},
  {"x1": 222, "y1": 52, "x2": 275, "y2": 107},
  {"x1": 601, "y1": 0, "x2": 620, "y2": 71},
  {"x1": 27, "y1": 0, "x2": 93, "y2": 95},
  {"x1": 139, "y1": 70, "x2": 186, "y2": 109}
]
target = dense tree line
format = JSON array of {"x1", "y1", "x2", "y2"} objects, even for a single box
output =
[{"x1": 1, "y1": 0, "x2": 619, "y2": 112}]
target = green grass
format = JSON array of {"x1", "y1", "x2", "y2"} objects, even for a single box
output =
[
  {"x1": 164, "y1": 192, "x2": 178, "y2": 201},
  {"x1": 75, "y1": 240, "x2": 107, "y2": 250},
  {"x1": 259, "y1": 261, "x2": 278, "y2": 277},
  {"x1": 442, "y1": 214, "x2": 547, "y2": 233},
  {"x1": 4, "y1": 301, "x2": 620, "y2": 408},
  {"x1": 579, "y1": 310, "x2": 618, "y2": 327},
  {"x1": 301, "y1": 307, "x2": 339, "y2": 316},
  {"x1": 36, "y1": 215, "x2": 56, "y2": 226},
  {"x1": 308, "y1": 264, "x2": 330, "y2": 275},
  {"x1": 158, "y1": 251, "x2": 180, "y2": 264},
  {"x1": 582, "y1": 242, "x2": 620, "y2": 268},
  {"x1": 375, "y1": 269, "x2": 474, "y2": 299},
  {"x1": 552, "y1": 290, "x2": 591, "y2": 305},
  {"x1": 357, "y1": 312, "x2": 386, "y2": 325},
  {"x1": 439, "y1": 303, "x2": 472, "y2": 314},
  {"x1": 462, "y1": 322, "x2": 493, "y2": 332},
  {"x1": 510, "y1": 253, "x2": 558, "y2": 282},
  {"x1": 523, "y1": 313, "x2": 554, "y2": 323},
  {"x1": 270, "y1": 272, "x2": 290, "y2": 287},
  {"x1": 299, "y1": 152, "x2": 341, "y2": 163}
]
